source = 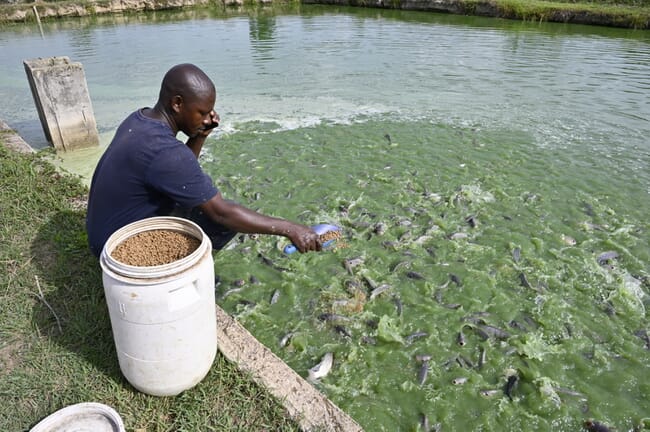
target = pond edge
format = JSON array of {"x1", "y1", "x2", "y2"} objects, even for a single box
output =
[{"x1": 1, "y1": 0, "x2": 649, "y2": 29}]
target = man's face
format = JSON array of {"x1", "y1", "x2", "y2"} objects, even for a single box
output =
[{"x1": 177, "y1": 90, "x2": 216, "y2": 137}]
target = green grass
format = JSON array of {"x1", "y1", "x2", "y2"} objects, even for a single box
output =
[
  {"x1": 491, "y1": 0, "x2": 650, "y2": 27},
  {"x1": 0, "y1": 142, "x2": 301, "y2": 431},
  {"x1": 447, "y1": 0, "x2": 650, "y2": 28}
]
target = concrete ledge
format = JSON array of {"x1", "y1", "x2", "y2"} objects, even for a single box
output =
[
  {"x1": 215, "y1": 305, "x2": 364, "y2": 432},
  {"x1": 0, "y1": 119, "x2": 35, "y2": 154}
]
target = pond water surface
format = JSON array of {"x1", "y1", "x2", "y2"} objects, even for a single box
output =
[{"x1": 1, "y1": 5, "x2": 649, "y2": 431}]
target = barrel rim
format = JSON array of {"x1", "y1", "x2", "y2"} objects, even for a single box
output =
[{"x1": 100, "y1": 216, "x2": 212, "y2": 279}]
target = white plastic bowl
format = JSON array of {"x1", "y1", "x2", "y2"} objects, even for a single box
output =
[{"x1": 30, "y1": 402, "x2": 125, "y2": 432}]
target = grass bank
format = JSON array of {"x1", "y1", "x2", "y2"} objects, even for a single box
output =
[
  {"x1": 0, "y1": 141, "x2": 301, "y2": 431},
  {"x1": 471, "y1": 0, "x2": 650, "y2": 28},
  {"x1": 0, "y1": 0, "x2": 649, "y2": 28}
]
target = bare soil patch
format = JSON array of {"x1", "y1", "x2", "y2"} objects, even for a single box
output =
[{"x1": 0, "y1": 340, "x2": 22, "y2": 376}]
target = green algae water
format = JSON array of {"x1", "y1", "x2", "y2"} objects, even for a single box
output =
[
  {"x1": 1, "y1": 5, "x2": 649, "y2": 431},
  {"x1": 210, "y1": 118, "x2": 650, "y2": 431}
]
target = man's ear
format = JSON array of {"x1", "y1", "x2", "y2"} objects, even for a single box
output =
[{"x1": 170, "y1": 95, "x2": 183, "y2": 113}]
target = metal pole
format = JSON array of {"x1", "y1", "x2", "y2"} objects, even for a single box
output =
[{"x1": 32, "y1": 6, "x2": 44, "y2": 38}]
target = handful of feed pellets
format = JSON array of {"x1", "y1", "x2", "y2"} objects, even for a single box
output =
[{"x1": 320, "y1": 228, "x2": 347, "y2": 250}]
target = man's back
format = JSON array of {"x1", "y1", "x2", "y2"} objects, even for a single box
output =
[{"x1": 85, "y1": 109, "x2": 217, "y2": 257}]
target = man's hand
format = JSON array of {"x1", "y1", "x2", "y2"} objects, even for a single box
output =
[
  {"x1": 197, "y1": 111, "x2": 221, "y2": 138},
  {"x1": 286, "y1": 224, "x2": 322, "y2": 253},
  {"x1": 187, "y1": 111, "x2": 220, "y2": 157}
]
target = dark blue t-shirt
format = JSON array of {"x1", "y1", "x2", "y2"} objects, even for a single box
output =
[{"x1": 86, "y1": 109, "x2": 218, "y2": 257}]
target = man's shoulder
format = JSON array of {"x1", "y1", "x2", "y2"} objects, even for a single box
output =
[
  {"x1": 120, "y1": 109, "x2": 159, "y2": 130},
  {"x1": 116, "y1": 110, "x2": 180, "y2": 148}
]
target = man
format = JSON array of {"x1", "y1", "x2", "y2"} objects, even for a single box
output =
[{"x1": 86, "y1": 63, "x2": 321, "y2": 257}]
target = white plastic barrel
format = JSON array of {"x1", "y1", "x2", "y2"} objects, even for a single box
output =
[{"x1": 100, "y1": 216, "x2": 217, "y2": 396}]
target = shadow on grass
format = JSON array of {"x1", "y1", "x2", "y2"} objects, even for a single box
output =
[{"x1": 29, "y1": 209, "x2": 125, "y2": 384}]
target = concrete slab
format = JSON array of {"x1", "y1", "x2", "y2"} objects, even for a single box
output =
[
  {"x1": 23, "y1": 56, "x2": 99, "y2": 152},
  {"x1": 215, "y1": 305, "x2": 364, "y2": 432}
]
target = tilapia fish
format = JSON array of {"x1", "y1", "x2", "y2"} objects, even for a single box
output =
[{"x1": 308, "y1": 352, "x2": 334, "y2": 381}]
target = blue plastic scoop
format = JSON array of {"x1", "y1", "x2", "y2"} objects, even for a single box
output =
[{"x1": 283, "y1": 223, "x2": 341, "y2": 254}]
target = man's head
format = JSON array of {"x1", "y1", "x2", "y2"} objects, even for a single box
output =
[{"x1": 158, "y1": 63, "x2": 216, "y2": 137}]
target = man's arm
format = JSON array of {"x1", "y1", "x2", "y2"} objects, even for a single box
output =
[
  {"x1": 199, "y1": 192, "x2": 322, "y2": 253},
  {"x1": 186, "y1": 135, "x2": 207, "y2": 158}
]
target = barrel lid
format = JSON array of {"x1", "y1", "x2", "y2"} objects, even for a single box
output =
[{"x1": 29, "y1": 402, "x2": 125, "y2": 432}]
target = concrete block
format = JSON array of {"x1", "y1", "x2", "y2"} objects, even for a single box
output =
[{"x1": 23, "y1": 56, "x2": 99, "y2": 152}]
